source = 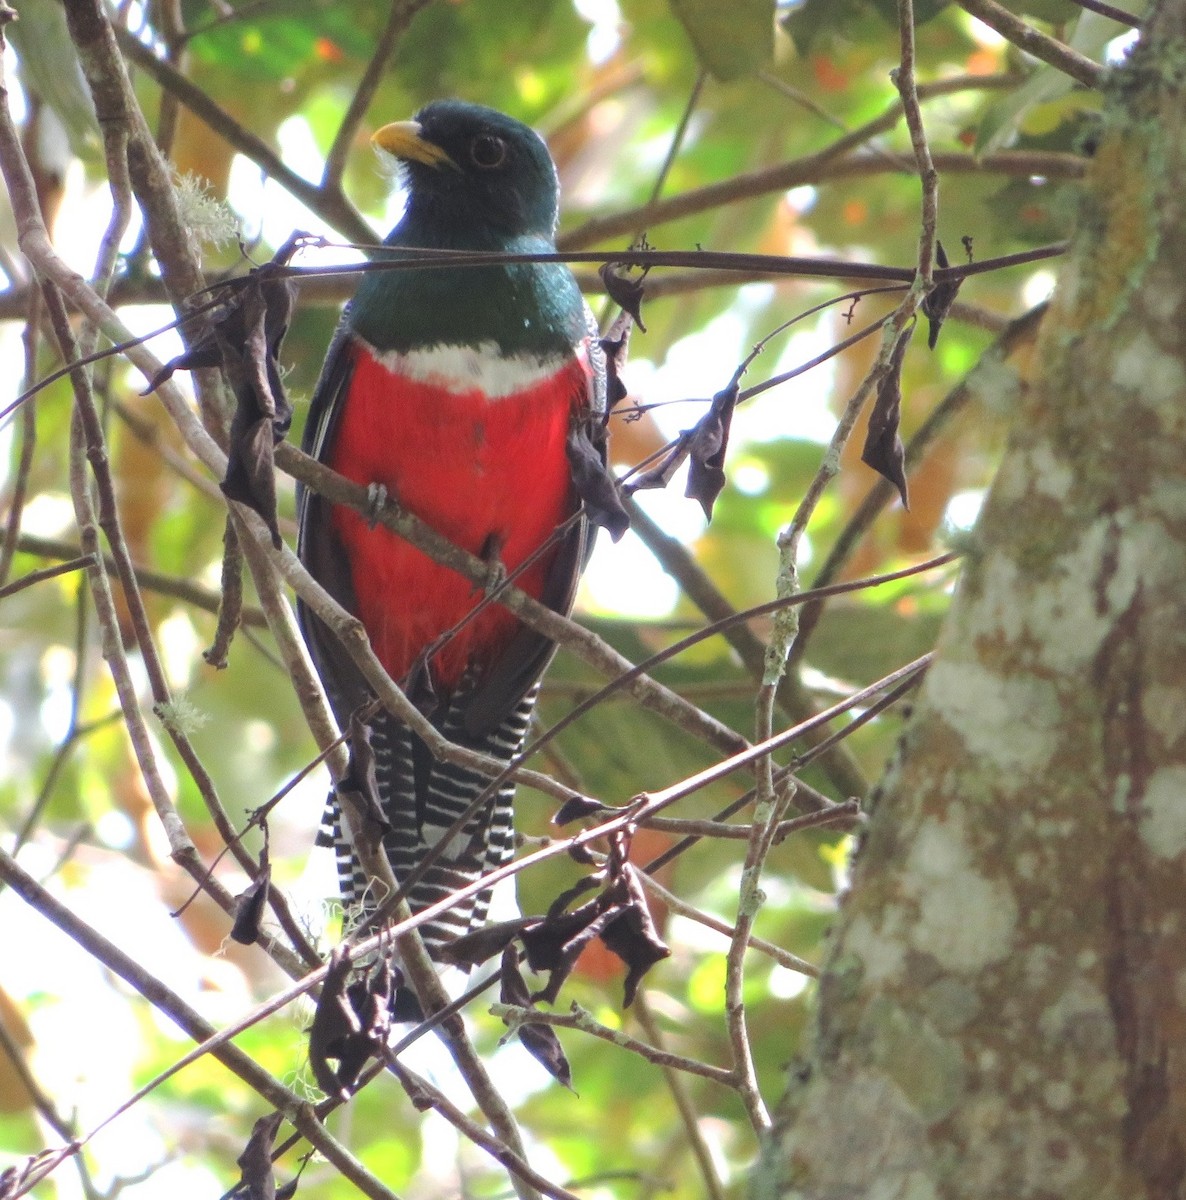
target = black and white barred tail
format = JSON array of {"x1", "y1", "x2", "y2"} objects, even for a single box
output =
[{"x1": 318, "y1": 683, "x2": 537, "y2": 955}]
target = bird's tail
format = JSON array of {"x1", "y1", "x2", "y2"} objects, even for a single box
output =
[{"x1": 318, "y1": 686, "x2": 537, "y2": 956}]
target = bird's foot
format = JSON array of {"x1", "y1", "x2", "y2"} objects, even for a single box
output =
[
  {"x1": 478, "y1": 533, "x2": 507, "y2": 596},
  {"x1": 483, "y1": 559, "x2": 508, "y2": 596},
  {"x1": 365, "y1": 483, "x2": 388, "y2": 528}
]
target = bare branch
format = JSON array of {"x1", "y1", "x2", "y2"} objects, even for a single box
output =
[
  {"x1": 111, "y1": 23, "x2": 374, "y2": 244},
  {"x1": 322, "y1": 0, "x2": 431, "y2": 190},
  {"x1": 958, "y1": 0, "x2": 1107, "y2": 89},
  {"x1": 894, "y1": 0, "x2": 939, "y2": 287},
  {"x1": 0, "y1": 847, "x2": 399, "y2": 1200},
  {"x1": 490, "y1": 1001, "x2": 735, "y2": 1086}
]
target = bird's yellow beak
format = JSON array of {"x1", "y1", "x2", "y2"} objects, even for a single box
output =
[{"x1": 371, "y1": 121, "x2": 456, "y2": 169}]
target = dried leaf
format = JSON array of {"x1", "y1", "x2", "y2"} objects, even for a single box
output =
[
  {"x1": 499, "y1": 948, "x2": 573, "y2": 1089},
  {"x1": 148, "y1": 241, "x2": 301, "y2": 548},
  {"x1": 553, "y1": 794, "x2": 608, "y2": 826},
  {"x1": 598, "y1": 864, "x2": 671, "y2": 1007},
  {"x1": 921, "y1": 240, "x2": 963, "y2": 350},
  {"x1": 307, "y1": 947, "x2": 395, "y2": 1099},
  {"x1": 229, "y1": 847, "x2": 271, "y2": 946},
  {"x1": 145, "y1": 235, "x2": 303, "y2": 398},
  {"x1": 522, "y1": 900, "x2": 599, "y2": 969},
  {"x1": 518, "y1": 1021, "x2": 574, "y2": 1090},
  {"x1": 598, "y1": 313, "x2": 632, "y2": 409},
  {"x1": 599, "y1": 263, "x2": 647, "y2": 331},
  {"x1": 221, "y1": 398, "x2": 285, "y2": 550},
  {"x1": 438, "y1": 917, "x2": 530, "y2": 968},
  {"x1": 203, "y1": 515, "x2": 244, "y2": 669},
  {"x1": 337, "y1": 714, "x2": 388, "y2": 841},
  {"x1": 499, "y1": 944, "x2": 534, "y2": 1007},
  {"x1": 307, "y1": 947, "x2": 358, "y2": 1100},
  {"x1": 684, "y1": 383, "x2": 738, "y2": 520},
  {"x1": 628, "y1": 431, "x2": 693, "y2": 494},
  {"x1": 236, "y1": 1111, "x2": 283, "y2": 1200},
  {"x1": 546, "y1": 875, "x2": 599, "y2": 919},
  {"x1": 861, "y1": 326, "x2": 912, "y2": 508},
  {"x1": 217, "y1": 272, "x2": 295, "y2": 548},
  {"x1": 522, "y1": 901, "x2": 613, "y2": 1004},
  {"x1": 567, "y1": 420, "x2": 630, "y2": 541}
]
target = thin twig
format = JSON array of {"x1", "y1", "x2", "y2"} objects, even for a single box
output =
[
  {"x1": 561, "y1": 119, "x2": 1081, "y2": 249},
  {"x1": 12, "y1": 532, "x2": 269, "y2": 626},
  {"x1": 639, "y1": 800, "x2": 864, "y2": 842},
  {"x1": 958, "y1": 0, "x2": 1107, "y2": 88},
  {"x1": 627, "y1": 499, "x2": 871, "y2": 801},
  {"x1": 0, "y1": 555, "x2": 95, "y2": 600},
  {"x1": 633, "y1": 992, "x2": 728, "y2": 1200},
  {"x1": 1062, "y1": 0, "x2": 1141, "y2": 25},
  {"x1": 0, "y1": 287, "x2": 41, "y2": 586},
  {"x1": 112, "y1": 24, "x2": 373, "y2": 243},
  {"x1": 491, "y1": 1001, "x2": 735, "y2": 1086},
  {"x1": 895, "y1": 0, "x2": 939, "y2": 288},
  {"x1": 635, "y1": 869, "x2": 819, "y2": 976},
  {"x1": 384, "y1": 1058, "x2": 576, "y2": 1200},
  {"x1": 642, "y1": 655, "x2": 933, "y2": 813},
  {"x1": 0, "y1": 847, "x2": 398, "y2": 1200},
  {"x1": 322, "y1": 0, "x2": 430, "y2": 190},
  {"x1": 789, "y1": 304, "x2": 1045, "y2": 671}
]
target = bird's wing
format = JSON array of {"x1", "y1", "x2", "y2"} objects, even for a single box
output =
[
  {"x1": 300, "y1": 323, "x2": 603, "y2": 952},
  {"x1": 296, "y1": 327, "x2": 368, "y2": 716}
]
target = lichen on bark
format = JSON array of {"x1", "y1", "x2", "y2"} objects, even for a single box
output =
[{"x1": 755, "y1": 5, "x2": 1186, "y2": 1198}]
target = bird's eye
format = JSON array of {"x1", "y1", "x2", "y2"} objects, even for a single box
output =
[{"x1": 470, "y1": 134, "x2": 507, "y2": 169}]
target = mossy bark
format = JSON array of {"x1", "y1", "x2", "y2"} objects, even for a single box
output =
[{"x1": 756, "y1": 3, "x2": 1186, "y2": 1196}]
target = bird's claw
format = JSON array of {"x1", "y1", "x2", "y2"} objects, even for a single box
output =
[
  {"x1": 365, "y1": 483, "x2": 388, "y2": 528},
  {"x1": 483, "y1": 559, "x2": 508, "y2": 597},
  {"x1": 478, "y1": 532, "x2": 507, "y2": 596}
]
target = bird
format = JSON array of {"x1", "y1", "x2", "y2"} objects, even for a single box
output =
[{"x1": 297, "y1": 101, "x2": 606, "y2": 968}]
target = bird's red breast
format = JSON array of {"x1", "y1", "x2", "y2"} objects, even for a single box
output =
[{"x1": 325, "y1": 339, "x2": 591, "y2": 690}]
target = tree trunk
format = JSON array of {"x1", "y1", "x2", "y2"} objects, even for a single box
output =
[{"x1": 755, "y1": 3, "x2": 1186, "y2": 1197}]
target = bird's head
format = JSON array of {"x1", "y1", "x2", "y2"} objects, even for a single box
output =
[{"x1": 373, "y1": 100, "x2": 560, "y2": 242}]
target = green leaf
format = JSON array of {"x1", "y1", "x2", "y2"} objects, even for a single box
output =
[{"x1": 668, "y1": 0, "x2": 774, "y2": 80}]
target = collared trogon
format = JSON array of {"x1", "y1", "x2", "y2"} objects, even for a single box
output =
[{"x1": 297, "y1": 101, "x2": 606, "y2": 959}]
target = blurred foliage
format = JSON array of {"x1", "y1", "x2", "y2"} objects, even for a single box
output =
[{"x1": 0, "y1": 0, "x2": 1111, "y2": 1196}]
